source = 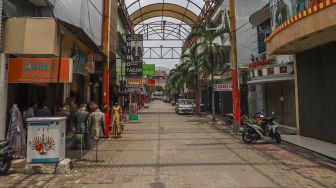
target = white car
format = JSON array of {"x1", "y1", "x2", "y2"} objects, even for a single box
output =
[{"x1": 175, "y1": 99, "x2": 194, "y2": 115}]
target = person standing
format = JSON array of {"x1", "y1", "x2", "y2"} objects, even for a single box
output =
[
  {"x1": 102, "y1": 103, "x2": 110, "y2": 138},
  {"x1": 88, "y1": 105, "x2": 106, "y2": 139},
  {"x1": 37, "y1": 104, "x2": 52, "y2": 117},
  {"x1": 56, "y1": 106, "x2": 71, "y2": 134},
  {"x1": 74, "y1": 104, "x2": 90, "y2": 149},
  {"x1": 112, "y1": 102, "x2": 122, "y2": 138}
]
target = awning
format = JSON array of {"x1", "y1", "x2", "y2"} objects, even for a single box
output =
[{"x1": 58, "y1": 20, "x2": 107, "y2": 62}]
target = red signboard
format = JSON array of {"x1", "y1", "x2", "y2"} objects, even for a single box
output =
[
  {"x1": 214, "y1": 83, "x2": 232, "y2": 91},
  {"x1": 145, "y1": 79, "x2": 155, "y2": 86},
  {"x1": 8, "y1": 58, "x2": 73, "y2": 83}
]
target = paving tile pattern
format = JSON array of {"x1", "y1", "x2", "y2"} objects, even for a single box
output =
[{"x1": 1, "y1": 101, "x2": 336, "y2": 188}]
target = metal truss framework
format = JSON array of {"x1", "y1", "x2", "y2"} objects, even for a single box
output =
[
  {"x1": 121, "y1": 0, "x2": 222, "y2": 59},
  {"x1": 143, "y1": 46, "x2": 182, "y2": 59},
  {"x1": 136, "y1": 21, "x2": 191, "y2": 41}
]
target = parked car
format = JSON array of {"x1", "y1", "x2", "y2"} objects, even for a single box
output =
[{"x1": 175, "y1": 99, "x2": 194, "y2": 115}]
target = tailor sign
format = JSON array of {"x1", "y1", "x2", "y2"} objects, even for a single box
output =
[
  {"x1": 8, "y1": 58, "x2": 73, "y2": 83},
  {"x1": 126, "y1": 34, "x2": 143, "y2": 77},
  {"x1": 214, "y1": 83, "x2": 232, "y2": 91}
]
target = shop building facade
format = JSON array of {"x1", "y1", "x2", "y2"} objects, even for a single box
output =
[
  {"x1": 0, "y1": 0, "x2": 105, "y2": 139},
  {"x1": 266, "y1": 0, "x2": 336, "y2": 143},
  {"x1": 248, "y1": 3, "x2": 296, "y2": 127}
]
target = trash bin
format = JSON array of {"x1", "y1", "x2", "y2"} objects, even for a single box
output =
[{"x1": 26, "y1": 117, "x2": 66, "y2": 163}]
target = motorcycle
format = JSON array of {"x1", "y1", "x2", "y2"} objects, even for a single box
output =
[
  {"x1": 241, "y1": 116, "x2": 282, "y2": 144},
  {"x1": 0, "y1": 139, "x2": 15, "y2": 174}
]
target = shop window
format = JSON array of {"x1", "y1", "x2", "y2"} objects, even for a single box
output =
[
  {"x1": 267, "y1": 68, "x2": 274, "y2": 75},
  {"x1": 257, "y1": 69, "x2": 262, "y2": 77},
  {"x1": 280, "y1": 66, "x2": 287, "y2": 74}
]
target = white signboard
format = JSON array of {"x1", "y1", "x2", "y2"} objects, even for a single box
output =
[
  {"x1": 214, "y1": 83, "x2": 232, "y2": 91},
  {"x1": 26, "y1": 118, "x2": 66, "y2": 163}
]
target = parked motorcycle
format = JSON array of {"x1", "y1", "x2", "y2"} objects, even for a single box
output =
[
  {"x1": 0, "y1": 139, "x2": 15, "y2": 174},
  {"x1": 241, "y1": 116, "x2": 282, "y2": 144}
]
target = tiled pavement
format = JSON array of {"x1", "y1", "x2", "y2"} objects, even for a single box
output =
[{"x1": 1, "y1": 101, "x2": 336, "y2": 187}]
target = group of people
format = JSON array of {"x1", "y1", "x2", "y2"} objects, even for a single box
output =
[
  {"x1": 56, "y1": 100, "x2": 125, "y2": 149},
  {"x1": 6, "y1": 98, "x2": 125, "y2": 157}
]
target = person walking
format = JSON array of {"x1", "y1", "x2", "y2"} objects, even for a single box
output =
[
  {"x1": 88, "y1": 104, "x2": 106, "y2": 139},
  {"x1": 112, "y1": 102, "x2": 122, "y2": 138},
  {"x1": 74, "y1": 104, "x2": 90, "y2": 149}
]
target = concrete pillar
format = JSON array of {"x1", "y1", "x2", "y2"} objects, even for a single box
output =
[
  {"x1": 256, "y1": 84, "x2": 266, "y2": 115},
  {"x1": 0, "y1": 54, "x2": 8, "y2": 140},
  {"x1": 293, "y1": 55, "x2": 300, "y2": 134}
]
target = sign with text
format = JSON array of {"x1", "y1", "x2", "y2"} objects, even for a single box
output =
[
  {"x1": 125, "y1": 61, "x2": 143, "y2": 77},
  {"x1": 126, "y1": 78, "x2": 143, "y2": 86},
  {"x1": 145, "y1": 79, "x2": 155, "y2": 86},
  {"x1": 126, "y1": 34, "x2": 143, "y2": 77},
  {"x1": 143, "y1": 64, "x2": 155, "y2": 76},
  {"x1": 214, "y1": 83, "x2": 232, "y2": 91},
  {"x1": 8, "y1": 58, "x2": 73, "y2": 83}
]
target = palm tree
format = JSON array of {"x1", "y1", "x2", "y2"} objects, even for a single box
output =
[
  {"x1": 180, "y1": 44, "x2": 205, "y2": 115},
  {"x1": 187, "y1": 20, "x2": 230, "y2": 121}
]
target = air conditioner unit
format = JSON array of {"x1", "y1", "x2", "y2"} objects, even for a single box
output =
[{"x1": 29, "y1": 0, "x2": 55, "y2": 7}]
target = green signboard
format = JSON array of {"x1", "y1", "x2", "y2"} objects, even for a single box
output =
[{"x1": 143, "y1": 64, "x2": 155, "y2": 76}]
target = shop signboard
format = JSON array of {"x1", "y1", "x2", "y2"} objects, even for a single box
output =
[
  {"x1": 8, "y1": 58, "x2": 73, "y2": 83},
  {"x1": 126, "y1": 78, "x2": 143, "y2": 86},
  {"x1": 129, "y1": 103, "x2": 138, "y2": 120},
  {"x1": 72, "y1": 45, "x2": 89, "y2": 76},
  {"x1": 143, "y1": 64, "x2": 155, "y2": 76},
  {"x1": 127, "y1": 87, "x2": 143, "y2": 93},
  {"x1": 214, "y1": 83, "x2": 232, "y2": 91},
  {"x1": 145, "y1": 79, "x2": 155, "y2": 87},
  {"x1": 125, "y1": 61, "x2": 143, "y2": 77},
  {"x1": 126, "y1": 34, "x2": 143, "y2": 77},
  {"x1": 87, "y1": 50, "x2": 95, "y2": 73}
]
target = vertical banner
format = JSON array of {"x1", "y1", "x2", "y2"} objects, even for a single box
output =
[
  {"x1": 126, "y1": 34, "x2": 143, "y2": 77},
  {"x1": 129, "y1": 103, "x2": 138, "y2": 120}
]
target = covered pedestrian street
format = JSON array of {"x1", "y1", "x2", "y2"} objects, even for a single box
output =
[{"x1": 1, "y1": 102, "x2": 336, "y2": 187}]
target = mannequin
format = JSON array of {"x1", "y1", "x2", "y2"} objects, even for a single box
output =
[
  {"x1": 7, "y1": 104, "x2": 26, "y2": 157},
  {"x1": 112, "y1": 102, "x2": 123, "y2": 138}
]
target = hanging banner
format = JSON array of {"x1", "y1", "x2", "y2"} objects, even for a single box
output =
[
  {"x1": 126, "y1": 34, "x2": 143, "y2": 77},
  {"x1": 129, "y1": 103, "x2": 139, "y2": 120},
  {"x1": 143, "y1": 64, "x2": 155, "y2": 76},
  {"x1": 214, "y1": 83, "x2": 232, "y2": 91},
  {"x1": 8, "y1": 58, "x2": 73, "y2": 83}
]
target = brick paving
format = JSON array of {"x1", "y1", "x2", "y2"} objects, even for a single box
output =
[{"x1": 1, "y1": 101, "x2": 336, "y2": 187}]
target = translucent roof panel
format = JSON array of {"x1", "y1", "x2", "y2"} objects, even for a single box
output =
[{"x1": 125, "y1": 0, "x2": 205, "y2": 25}]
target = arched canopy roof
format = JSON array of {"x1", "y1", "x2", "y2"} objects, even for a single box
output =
[
  {"x1": 130, "y1": 3, "x2": 198, "y2": 25},
  {"x1": 125, "y1": 0, "x2": 204, "y2": 26}
]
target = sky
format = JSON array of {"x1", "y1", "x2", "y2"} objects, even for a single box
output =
[{"x1": 125, "y1": 0, "x2": 269, "y2": 70}]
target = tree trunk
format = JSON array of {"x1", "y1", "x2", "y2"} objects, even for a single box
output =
[
  {"x1": 210, "y1": 47, "x2": 216, "y2": 122},
  {"x1": 196, "y1": 68, "x2": 200, "y2": 115}
]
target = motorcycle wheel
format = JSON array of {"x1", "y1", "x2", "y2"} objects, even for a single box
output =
[
  {"x1": 242, "y1": 131, "x2": 255, "y2": 144},
  {"x1": 275, "y1": 132, "x2": 281, "y2": 144},
  {"x1": 0, "y1": 159, "x2": 11, "y2": 174}
]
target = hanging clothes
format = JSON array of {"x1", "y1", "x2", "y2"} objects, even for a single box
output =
[{"x1": 7, "y1": 104, "x2": 26, "y2": 157}]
